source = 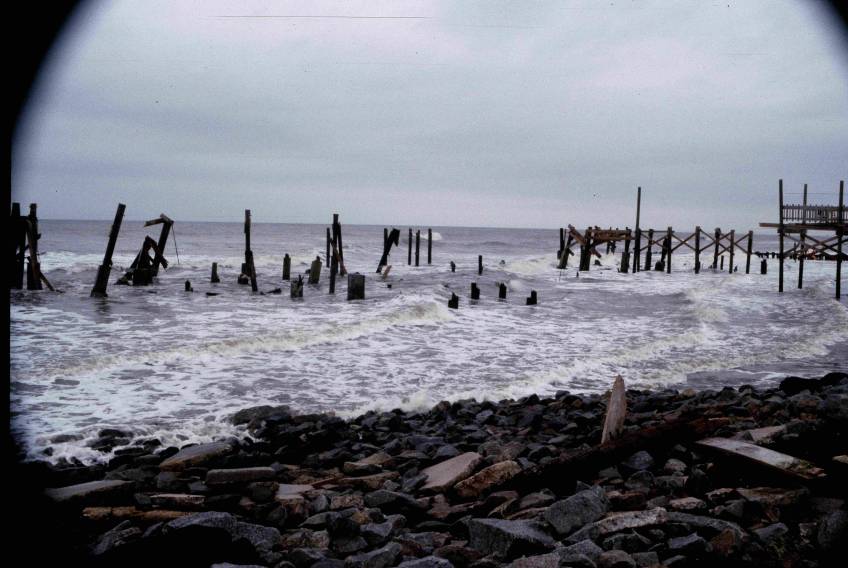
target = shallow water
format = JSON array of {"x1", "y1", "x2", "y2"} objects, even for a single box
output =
[{"x1": 9, "y1": 220, "x2": 848, "y2": 463}]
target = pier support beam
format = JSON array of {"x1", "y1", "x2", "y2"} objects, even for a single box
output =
[{"x1": 91, "y1": 203, "x2": 126, "y2": 297}]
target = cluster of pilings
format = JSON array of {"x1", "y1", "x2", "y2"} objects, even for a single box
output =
[{"x1": 9, "y1": 202, "x2": 53, "y2": 291}]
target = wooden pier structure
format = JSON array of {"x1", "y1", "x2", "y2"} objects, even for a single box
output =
[{"x1": 760, "y1": 179, "x2": 846, "y2": 299}]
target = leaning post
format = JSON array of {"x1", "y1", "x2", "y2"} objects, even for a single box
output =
[{"x1": 91, "y1": 203, "x2": 126, "y2": 297}]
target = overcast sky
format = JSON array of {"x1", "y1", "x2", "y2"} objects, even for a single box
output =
[{"x1": 11, "y1": 0, "x2": 848, "y2": 229}]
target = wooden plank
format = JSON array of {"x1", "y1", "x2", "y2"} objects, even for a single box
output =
[
  {"x1": 695, "y1": 437, "x2": 826, "y2": 480},
  {"x1": 91, "y1": 203, "x2": 126, "y2": 297},
  {"x1": 601, "y1": 375, "x2": 626, "y2": 445}
]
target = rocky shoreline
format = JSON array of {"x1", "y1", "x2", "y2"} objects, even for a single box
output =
[{"x1": 9, "y1": 373, "x2": 848, "y2": 567}]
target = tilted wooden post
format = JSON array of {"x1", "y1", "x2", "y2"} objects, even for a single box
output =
[
  {"x1": 147, "y1": 214, "x2": 173, "y2": 277},
  {"x1": 377, "y1": 228, "x2": 399, "y2": 273},
  {"x1": 601, "y1": 375, "x2": 626, "y2": 445},
  {"x1": 428, "y1": 228, "x2": 432, "y2": 265},
  {"x1": 91, "y1": 203, "x2": 126, "y2": 297}
]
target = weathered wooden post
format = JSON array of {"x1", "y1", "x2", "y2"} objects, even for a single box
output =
[
  {"x1": 620, "y1": 228, "x2": 631, "y2": 273},
  {"x1": 559, "y1": 228, "x2": 565, "y2": 260},
  {"x1": 720, "y1": 255, "x2": 724, "y2": 270},
  {"x1": 347, "y1": 273, "x2": 365, "y2": 300},
  {"x1": 634, "y1": 186, "x2": 641, "y2": 273},
  {"x1": 291, "y1": 275, "x2": 304, "y2": 298},
  {"x1": 645, "y1": 229, "x2": 654, "y2": 270},
  {"x1": 526, "y1": 290, "x2": 537, "y2": 305},
  {"x1": 450, "y1": 261, "x2": 456, "y2": 273},
  {"x1": 498, "y1": 282, "x2": 507, "y2": 299},
  {"x1": 329, "y1": 249, "x2": 337, "y2": 294},
  {"x1": 478, "y1": 255, "x2": 483, "y2": 275},
  {"x1": 798, "y1": 184, "x2": 808, "y2": 289},
  {"x1": 308, "y1": 256, "x2": 322, "y2": 284},
  {"x1": 728, "y1": 229, "x2": 735, "y2": 275},
  {"x1": 211, "y1": 262, "x2": 220, "y2": 283},
  {"x1": 91, "y1": 203, "x2": 126, "y2": 297},
  {"x1": 25, "y1": 204, "x2": 43, "y2": 290},
  {"x1": 694, "y1": 226, "x2": 701, "y2": 274},
  {"x1": 745, "y1": 230, "x2": 753, "y2": 274},
  {"x1": 383, "y1": 228, "x2": 388, "y2": 250},
  {"x1": 243, "y1": 210, "x2": 258, "y2": 291},
  {"x1": 761, "y1": 258, "x2": 768, "y2": 274},
  {"x1": 10, "y1": 203, "x2": 25, "y2": 289},
  {"x1": 837, "y1": 180, "x2": 844, "y2": 300},
  {"x1": 558, "y1": 232, "x2": 573, "y2": 269},
  {"x1": 713, "y1": 228, "x2": 721, "y2": 269},
  {"x1": 666, "y1": 227, "x2": 673, "y2": 273},
  {"x1": 184, "y1": 280, "x2": 192, "y2": 292},
  {"x1": 415, "y1": 230, "x2": 420, "y2": 266},
  {"x1": 428, "y1": 228, "x2": 432, "y2": 265},
  {"x1": 448, "y1": 293, "x2": 459, "y2": 309},
  {"x1": 408, "y1": 228, "x2": 412, "y2": 265},
  {"x1": 326, "y1": 227, "x2": 331, "y2": 265},
  {"x1": 470, "y1": 282, "x2": 480, "y2": 300},
  {"x1": 779, "y1": 180, "x2": 785, "y2": 293},
  {"x1": 282, "y1": 254, "x2": 291, "y2": 280},
  {"x1": 146, "y1": 214, "x2": 173, "y2": 277},
  {"x1": 334, "y1": 213, "x2": 346, "y2": 276}
]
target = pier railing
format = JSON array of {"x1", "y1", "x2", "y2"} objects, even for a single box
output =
[{"x1": 781, "y1": 204, "x2": 843, "y2": 225}]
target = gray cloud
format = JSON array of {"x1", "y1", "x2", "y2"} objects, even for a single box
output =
[{"x1": 12, "y1": 0, "x2": 848, "y2": 230}]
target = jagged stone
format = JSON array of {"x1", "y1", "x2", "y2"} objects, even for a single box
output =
[
  {"x1": 545, "y1": 486, "x2": 608, "y2": 536},
  {"x1": 467, "y1": 518, "x2": 555, "y2": 559},
  {"x1": 455, "y1": 461, "x2": 521, "y2": 499},
  {"x1": 45, "y1": 480, "x2": 134, "y2": 505},
  {"x1": 421, "y1": 452, "x2": 483, "y2": 494},
  {"x1": 345, "y1": 542, "x2": 402, "y2": 568},
  {"x1": 159, "y1": 442, "x2": 233, "y2": 471}
]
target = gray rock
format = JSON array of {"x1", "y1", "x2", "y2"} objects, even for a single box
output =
[
  {"x1": 206, "y1": 467, "x2": 276, "y2": 485},
  {"x1": 667, "y1": 533, "x2": 711, "y2": 556},
  {"x1": 753, "y1": 523, "x2": 788, "y2": 545},
  {"x1": 817, "y1": 510, "x2": 848, "y2": 552},
  {"x1": 620, "y1": 452, "x2": 654, "y2": 474},
  {"x1": 345, "y1": 542, "x2": 402, "y2": 568},
  {"x1": 91, "y1": 520, "x2": 142, "y2": 556},
  {"x1": 333, "y1": 535, "x2": 369, "y2": 555},
  {"x1": 560, "y1": 539, "x2": 604, "y2": 562},
  {"x1": 468, "y1": 518, "x2": 556, "y2": 559},
  {"x1": 545, "y1": 486, "x2": 608, "y2": 536},
  {"x1": 159, "y1": 442, "x2": 232, "y2": 471},
  {"x1": 557, "y1": 553, "x2": 595, "y2": 568},
  {"x1": 398, "y1": 557, "x2": 454, "y2": 568},
  {"x1": 289, "y1": 547, "x2": 328, "y2": 568},
  {"x1": 364, "y1": 490, "x2": 426, "y2": 515},
  {"x1": 597, "y1": 550, "x2": 635, "y2": 568},
  {"x1": 420, "y1": 452, "x2": 483, "y2": 494},
  {"x1": 623, "y1": 471, "x2": 654, "y2": 491},
  {"x1": 434, "y1": 445, "x2": 461, "y2": 460},
  {"x1": 507, "y1": 552, "x2": 560, "y2": 568},
  {"x1": 630, "y1": 552, "x2": 658, "y2": 568},
  {"x1": 601, "y1": 531, "x2": 650, "y2": 553},
  {"x1": 44, "y1": 479, "x2": 134, "y2": 505}
]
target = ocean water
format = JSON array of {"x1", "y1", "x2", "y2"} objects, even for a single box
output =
[{"x1": 9, "y1": 219, "x2": 848, "y2": 464}]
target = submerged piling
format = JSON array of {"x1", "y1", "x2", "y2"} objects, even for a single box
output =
[
  {"x1": 347, "y1": 273, "x2": 365, "y2": 300},
  {"x1": 471, "y1": 282, "x2": 480, "y2": 300},
  {"x1": 448, "y1": 293, "x2": 459, "y2": 309},
  {"x1": 211, "y1": 262, "x2": 220, "y2": 283},
  {"x1": 282, "y1": 254, "x2": 291, "y2": 280},
  {"x1": 526, "y1": 290, "x2": 537, "y2": 305},
  {"x1": 498, "y1": 282, "x2": 507, "y2": 299},
  {"x1": 91, "y1": 203, "x2": 126, "y2": 298}
]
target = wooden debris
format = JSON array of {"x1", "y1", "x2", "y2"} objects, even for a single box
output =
[
  {"x1": 448, "y1": 293, "x2": 459, "y2": 309},
  {"x1": 291, "y1": 275, "x2": 304, "y2": 298},
  {"x1": 377, "y1": 228, "x2": 400, "y2": 273},
  {"x1": 601, "y1": 375, "x2": 627, "y2": 445},
  {"x1": 696, "y1": 437, "x2": 826, "y2": 481},
  {"x1": 347, "y1": 273, "x2": 365, "y2": 301}
]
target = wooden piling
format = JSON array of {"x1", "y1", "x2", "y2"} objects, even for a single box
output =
[
  {"x1": 634, "y1": 187, "x2": 641, "y2": 272},
  {"x1": 308, "y1": 256, "x2": 322, "y2": 285},
  {"x1": 526, "y1": 290, "x2": 537, "y2": 305},
  {"x1": 728, "y1": 229, "x2": 735, "y2": 275},
  {"x1": 329, "y1": 251, "x2": 337, "y2": 294},
  {"x1": 25, "y1": 204, "x2": 43, "y2": 290},
  {"x1": 720, "y1": 255, "x2": 724, "y2": 270},
  {"x1": 148, "y1": 215, "x2": 172, "y2": 277},
  {"x1": 450, "y1": 261, "x2": 456, "y2": 273},
  {"x1": 326, "y1": 227, "x2": 331, "y2": 265},
  {"x1": 211, "y1": 262, "x2": 220, "y2": 283},
  {"x1": 621, "y1": 228, "x2": 631, "y2": 273},
  {"x1": 448, "y1": 293, "x2": 459, "y2": 309},
  {"x1": 91, "y1": 203, "x2": 126, "y2": 297},
  {"x1": 694, "y1": 226, "x2": 701, "y2": 274},
  {"x1": 428, "y1": 228, "x2": 432, "y2": 265},
  {"x1": 837, "y1": 180, "x2": 844, "y2": 300},
  {"x1": 347, "y1": 273, "x2": 365, "y2": 300},
  {"x1": 665, "y1": 227, "x2": 673, "y2": 273},
  {"x1": 559, "y1": 228, "x2": 565, "y2": 260},
  {"x1": 645, "y1": 229, "x2": 654, "y2": 270},
  {"x1": 408, "y1": 228, "x2": 412, "y2": 265},
  {"x1": 334, "y1": 213, "x2": 346, "y2": 276},
  {"x1": 282, "y1": 254, "x2": 291, "y2": 280},
  {"x1": 713, "y1": 228, "x2": 721, "y2": 269},
  {"x1": 384, "y1": 227, "x2": 388, "y2": 250},
  {"x1": 415, "y1": 230, "x2": 420, "y2": 267},
  {"x1": 184, "y1": 280, "x2": 192, "y2": 292},
  {"x1": 478, "y1": 255, "x2": 483, "y2": 275},
  {"x1": 471, "y1": 282, "x2": 480, "y2": 300},
  {"x1": 798, "y1": 184, "x2": 807, "y2": 289},
  {"x1": 761, "y1": 259, "x2": 768, "y2": 274},
  {"x1": 779, "y1": 180, "x2": 784, "y2": 293},
  {"x1": 243, "y1": 210, "x2": 258, "y2": 291},
  {"x1": 745, "y1": 230, "x2": 753, "y2": 274},
  {"x1": 377, "y1": 228, "x2": 399, "y2": 273},
  {"x1": 498, "y1": 282, "x2": 507, "y2": 299}
]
